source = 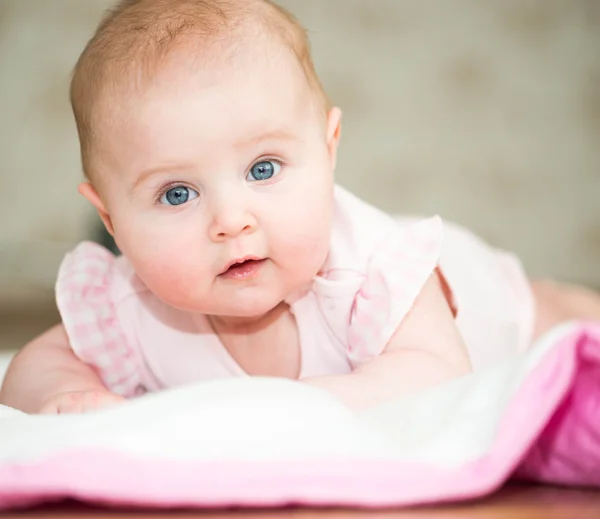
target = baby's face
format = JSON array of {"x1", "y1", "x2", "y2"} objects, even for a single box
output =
[{"x1": 89, "y1": 44, "x2": 340, "y2": 319}]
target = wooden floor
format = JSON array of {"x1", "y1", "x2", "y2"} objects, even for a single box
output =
[{"x1": 7, "y1": 485, "x2": 600, "y2": 518}]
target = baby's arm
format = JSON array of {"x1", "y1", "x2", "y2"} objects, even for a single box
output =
[
  {"x1": 0, "y1": 324, "x2": 123, "y2": 414},
  {"x1": 304, "y1": 274, "x2": 472, "y2": 410}
]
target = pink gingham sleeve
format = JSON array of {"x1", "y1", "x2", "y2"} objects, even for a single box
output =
[
  {"x1": 55, "y1": 242, "x2": 144, "y2": 397},
  {"x1": 347, "y1": 216, "x2": 453, "y2": 368}
]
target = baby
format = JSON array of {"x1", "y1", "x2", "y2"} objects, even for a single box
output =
[{"x1": 2, "y1": 0, "x2": 600, "y2": 414}]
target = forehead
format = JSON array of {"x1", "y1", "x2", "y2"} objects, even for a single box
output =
[
  {"x1": 95, "y1": 38, "x2": 319, "y2": 170},
  {"x1": 163, "y1": 49, "x2": 306, "y2": 118}
]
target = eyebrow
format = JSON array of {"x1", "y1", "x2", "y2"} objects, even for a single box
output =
[
  {"x1": 132, "y1": 163, "x2": 197, "y2": 191},
  {"x1": 238, "y1": 127, "x2": 303, "y2": 146},
  {"x1": 132, "y1": 128, "x2": 302, "y2": 190}
]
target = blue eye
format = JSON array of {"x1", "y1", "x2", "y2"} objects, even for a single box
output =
[
  {"x1": 247, "y1": 160, "x2": 281, "y2": 182},
  {"x1": 159, "y1": 186, "x2": 199, "y2": 206}
]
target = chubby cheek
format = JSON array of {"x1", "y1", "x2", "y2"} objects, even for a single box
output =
[
  {"x1": 278, "y1": 232, "x2": 329, "y2": 287},
  {"x1": 137, "y1": 253, "x2": 201, "y2": 308},
  {"x1": 268, "y1": 181, "x2": 333, "y2": 279},
  {"x1": 115, "y1": 222, "x2": 210, "y2": 310}
]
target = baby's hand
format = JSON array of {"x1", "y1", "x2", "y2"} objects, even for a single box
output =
[{"x1": 39, "y1": 390, "x2": 126, "y2": 415}]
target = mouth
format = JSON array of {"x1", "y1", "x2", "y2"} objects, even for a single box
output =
[{"x1": 219, "y1": 256, "x2": 267, "y2": 280}]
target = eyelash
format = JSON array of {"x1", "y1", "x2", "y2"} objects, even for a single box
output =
[
  {"x1": 253, "y1": 157, "x2": 285, "y2": 169},
  {"x1": 249, "y1": 157, "x2": 286, "y2": 178},
  {"x1": 154, "y1": 181, "x2": 192, "y2": 205}
]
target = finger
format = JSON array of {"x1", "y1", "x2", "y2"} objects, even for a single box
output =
[{"x1": 39, "y1": 403, "x2": 59, "y2": 415}]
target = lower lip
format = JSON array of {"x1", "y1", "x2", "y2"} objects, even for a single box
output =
[{"x1": 220, "y1": 259, "x2": 266, "y2": 280}]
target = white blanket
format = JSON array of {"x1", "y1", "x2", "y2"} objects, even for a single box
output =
[{"x1": 1, "y1": 322, "x2": 599, "y2": 510}]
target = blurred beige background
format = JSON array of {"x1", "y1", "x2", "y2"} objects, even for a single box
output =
[{"x1": 0, "y1": 0, "x2": 599, "y2": 350}]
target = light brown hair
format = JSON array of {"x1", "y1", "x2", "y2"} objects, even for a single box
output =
[{"x1": 70, "y1": 0, "x2": 329, "y2": 178}]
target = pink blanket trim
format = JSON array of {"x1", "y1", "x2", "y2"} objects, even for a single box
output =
[{"x1": 1, "y1": 324, "x2": 599, "y2": 510}]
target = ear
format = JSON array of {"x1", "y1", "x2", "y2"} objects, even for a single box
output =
[
  {"x1": 326, "y1": 107, "x2": 342, "y2": 171},
  {"x1": 78, "y1": 182, "x2": 115, "y2": 236}
]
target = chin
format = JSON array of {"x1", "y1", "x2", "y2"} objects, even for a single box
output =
[
  {"x1": 219, "y1": 297, "x2": 281, "y2": 319},
  {"x1": 182, "y1": 286, "x2": 278, "y2": 318}
]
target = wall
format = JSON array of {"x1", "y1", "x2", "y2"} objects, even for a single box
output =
[{"x1": 0, "y1": 0, "x2": 598, "y2": 347}]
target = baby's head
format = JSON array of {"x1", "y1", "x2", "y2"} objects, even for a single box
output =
[{"x1": 71, "y1": 0, "x2": 342, "y2": 320}]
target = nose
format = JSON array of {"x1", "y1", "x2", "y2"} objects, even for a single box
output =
[{"x1": 207, "y1": 191, "x2": 257, "y2": 242}]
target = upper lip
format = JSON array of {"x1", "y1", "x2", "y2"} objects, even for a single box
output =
[{"x1": 220, "y1": 255, "x2": 263, "y2": 275}]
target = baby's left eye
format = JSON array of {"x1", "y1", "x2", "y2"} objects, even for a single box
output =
[{"x1": 246, "y1": 160, "x2": 282, "y2": 182}]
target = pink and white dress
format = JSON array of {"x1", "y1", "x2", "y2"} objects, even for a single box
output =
[{"x1": 56, "y1": 186, "x2": 534, "y2": 397}]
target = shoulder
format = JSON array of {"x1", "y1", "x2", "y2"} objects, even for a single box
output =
[
  {"x1": 56, "y1": 241, "x2": 150, "y2": 307},
  {"x1": 54, "y1": 242, "x2": 153, "y2": 396},
  {"x1": 309, "y1": 187, "x2": 447, "y2": 368},
  {"x1": 325, "y1": 185, "x2": 445, "y2": 276},
  {"x1": 325, "y1": 185, "x2": 400, "y2": 274}
]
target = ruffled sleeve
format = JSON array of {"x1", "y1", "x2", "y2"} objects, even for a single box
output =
[
  {"x1": 347, "y1": 216, "x2": 455, "y2": 368},
  {"x1": 55, "y1": 242, "x2": 144, "y2": 397}
]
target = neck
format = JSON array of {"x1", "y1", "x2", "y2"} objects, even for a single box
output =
[{"x1": 208, "y1": 302, "x2": 288, "y2": 336}]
